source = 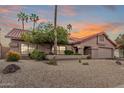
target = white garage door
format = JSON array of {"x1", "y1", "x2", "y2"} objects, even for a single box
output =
[{"x1": 98, "y1": 48, "x2": 113, "y2": 58}]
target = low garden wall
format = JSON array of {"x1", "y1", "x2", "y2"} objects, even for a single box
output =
[{"x1": 46, "y1": 55, "x2": 88, "y2": 60}]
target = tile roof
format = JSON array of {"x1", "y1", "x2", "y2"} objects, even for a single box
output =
[
  {"x1": 5, "y1": 28, "x2": 29, "y2": 40},
  {"x1": 69, "y1": 30, "x2": 104, "y2": 43},
  {"x1": 69, "y1": 30, "x2": 116, "y2": 46},
  {"x1": 5, "y1": 28, "x2": 116, "y2": 47}
]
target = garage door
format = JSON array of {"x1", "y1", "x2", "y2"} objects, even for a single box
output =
[{"x1": 98, "y1": 48, "x2": 113, "y2": 58}]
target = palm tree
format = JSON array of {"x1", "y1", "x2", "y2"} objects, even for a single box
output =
[
  {"x1": 30, "y1": 13, "x2": 39, "y2": 31},
  {"x1": 67, "y1": 24, "x2": 72, "y2": 41},
  {"x1": 67, "y1": 24, "x2": 72, "y2": 34},
  {"x1": 17, "y1": 12, "x2": 28, "y2": 30}
]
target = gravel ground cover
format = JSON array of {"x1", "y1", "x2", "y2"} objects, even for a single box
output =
[{"x1": 0, "y1": 59, "x2": 124, "y2": 88}]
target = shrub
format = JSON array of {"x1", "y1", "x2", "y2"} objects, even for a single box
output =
[
  {"x1": 29, "y1": 50, "x2": 38, "y2": 59},
  {"x1": 29, "y1": 49, "x2": 46, "y2": 60},
  {"x1": 64, "y1": 50, "x2": 74, "y2": 55},
  {"x1": 87, "y1": 55, "x2": 91, "y2": 59},
  {"x1": 35, "y1": 52, "x2": 46, "y2": 60},
  {"x1": 78, "y1": 58, "x2": 82, "y2": 63},
  {"x1": 82, "y1": 62, "x2": 89, "y2": 65},
  {"x1": 47, "y1": 56, "x2": 57, "y2": 65},
  {"x1": 6, "y1": 51, "x2": 20, "y2": 61}
]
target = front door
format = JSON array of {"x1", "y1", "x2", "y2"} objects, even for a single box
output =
[
  {"x1": 84, "y1": 46, "x2": 92, "y2": 57},
  {"x1": 74, "y1": 47, "x2": 78, "y2": 54}
]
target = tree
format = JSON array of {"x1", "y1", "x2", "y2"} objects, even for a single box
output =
[
  {"x1": 30, "y1": 13, "x2": 39, "y2": 31},
  {"x1": 17, "y1": 12, "x2": 28, "y2": 30},
  {"x1": 37, "y1": 22, "x2": 54, "y2": 32},
  {"x1": 44, "y1": 25, "x2": 68, "y2": 52},
  {"x1": 21, "y1": 32, "x2": 32, "y2": 43},
  {"x1": 67, "y1": 24, "x2": 72, "y2": 32},
  {"x1": 37, "y1": 23, "x2": 68, "y2": 53},
  {"x1": 67, "y1": 24, "x2": 72, "y2": 39},
  {"x1": 21, "y1": 30, "x2": 46, "y2": 49},
  {"x1": 115, "y1": 34, "x2": 124, "y2": 48},
  {"x1": 21, "y1": 22, "x2": 68, "y2": 53}
]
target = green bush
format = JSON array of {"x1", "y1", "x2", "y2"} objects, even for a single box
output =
[
  {"x1": 78, "y1": 58, "x2": 82, "y2": 63},
  {"x1": 29, "y1": 50, "x2": 37, "y2": 59},
  {"x1": 64, "y1": 50, "x2": 74, "y2": 55},
  {"x1": 47, "y1": 57, "x2": 57, "y2": 65},
  {"x1": 6, "y1": 51, "x2": 20, "y2": 61},
  {"x1": 29, "y1": 50, "x2": 46, "y2": 60}
]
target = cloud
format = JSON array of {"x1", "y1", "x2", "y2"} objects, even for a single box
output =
[
  {"x1": 71, "y1": 22, "x2": 88, "y2": 30},
  {"x1": 38, "y1": 18, "x2": 48, "y2": 23},
  {"x1": 81, "y1": 24, "x2": 109, "y2": 31},
  {"x1": 59, "y1": 5, "x2": 76, "y2": 16},
  {"x1": 71, "y1": 22, "x2": 124, "y2": 33},
  {"x1": 106, "y1": 23, "x2": 124, "y2": 33},
  {"x1": 0, "y1": 8, "x2": 10, "y2": 13},
  {"x1": 0, "y1": 16, "x2": 30, "y2": 30},
  {"x1": 0, "y1": 5, "x2": 22, "y2": 14},
  {"x1": 70, "y1": 22, "x2": 124, "y2": 39}
]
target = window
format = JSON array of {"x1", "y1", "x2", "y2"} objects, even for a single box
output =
[
  {"x1": 52, "y1": 46, "x2": 66, "y2": 54},
  {"x1": 29, "y1": 45, "x2": 35, "y2": 53},
  {"x1": 119, "y1": 49, "x2": 124, "y2": 58},
  {"x1": 21, "y1": 44, "x2": 28, "y2": 54},
  {"x1": 99, "y1": 35, "x2": 104, "y2": 42},
  {"x1": 59, "y1": 46, "x2": 66, "y2": 54},
  {"x1": 21, "y1": 43, "x2": 35, "y2": 54}
]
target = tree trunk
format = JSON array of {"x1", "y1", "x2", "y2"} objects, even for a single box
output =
[
  {"x1": 54, "y1": 5, "x2": 58, "y2": 55},
  {"x1": 36, "y1": 44, "x2": 38, "y2": 50},
  {"x1": 33, "y1": 22, "x2": 35, "y2": 31},
  {"x1": 50, "y1": 45, "x2": 53, "y2": 54},
  {"x1": 22, "y1": 21, "x2": 24, "y2": 30}
]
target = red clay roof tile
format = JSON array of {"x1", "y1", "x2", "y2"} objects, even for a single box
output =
[{"x1": 5, "y1": 28, "x2": 29, "y2": 40}]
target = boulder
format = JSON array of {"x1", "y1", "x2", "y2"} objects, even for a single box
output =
[
  {"x1": 116, "y1": 60, "x2": 122, "y2": 65},
  {"x1": 2, "y1": 64, "x2": 20, "y2": 74}
]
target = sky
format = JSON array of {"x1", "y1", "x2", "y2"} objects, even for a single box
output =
[{"x1": 0, "y1": 5, "x2": 124, "y2": 46}]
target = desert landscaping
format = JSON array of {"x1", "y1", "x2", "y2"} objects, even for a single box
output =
[{"x1": 0, "y1": 59, "x2": 124, "y2": 88}]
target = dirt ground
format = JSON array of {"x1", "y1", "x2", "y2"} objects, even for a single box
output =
[{"x1": 0, "y1": 59, "x2": 124, "y2": 88}]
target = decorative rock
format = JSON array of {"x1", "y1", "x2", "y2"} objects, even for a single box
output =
[
  {"x1": 116, "y1": 60, "x2": 122, "y2": 65},
  {"x1": 2, "y1": 64, "x2": 20, "y2": 74}
]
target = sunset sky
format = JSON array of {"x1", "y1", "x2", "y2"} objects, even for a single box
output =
[{"x1": 0, "y1": 5, "x2": 124, "y2": 46}]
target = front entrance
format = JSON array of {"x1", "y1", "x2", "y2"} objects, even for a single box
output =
[
  {"x1": 74, "y1": 47, "x2": 78, "y2": 54},
  {"x1": 83, "y1": 46, "x2": 92, "y2": 57}
]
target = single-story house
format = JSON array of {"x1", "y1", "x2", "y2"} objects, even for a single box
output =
[{"x1": 5, "y1": 28, "x2": 116, "y2": 59}]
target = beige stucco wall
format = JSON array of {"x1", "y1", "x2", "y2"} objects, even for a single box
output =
[
  {"x1": 10, "y1": 39, "x2": 51, "y2": 55},
  {"x1": 69, "y1": 35, "x2": 115, "y2": 58},
  {"x1": 9, "y1": 39, "x2": 20, "y2": 53},
  {"x1": 9, "y1": 34, "x2": 115, "y2": 59},
  {"x1": 1, "y1": 46, "x2": 10, "y2": 58}
]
